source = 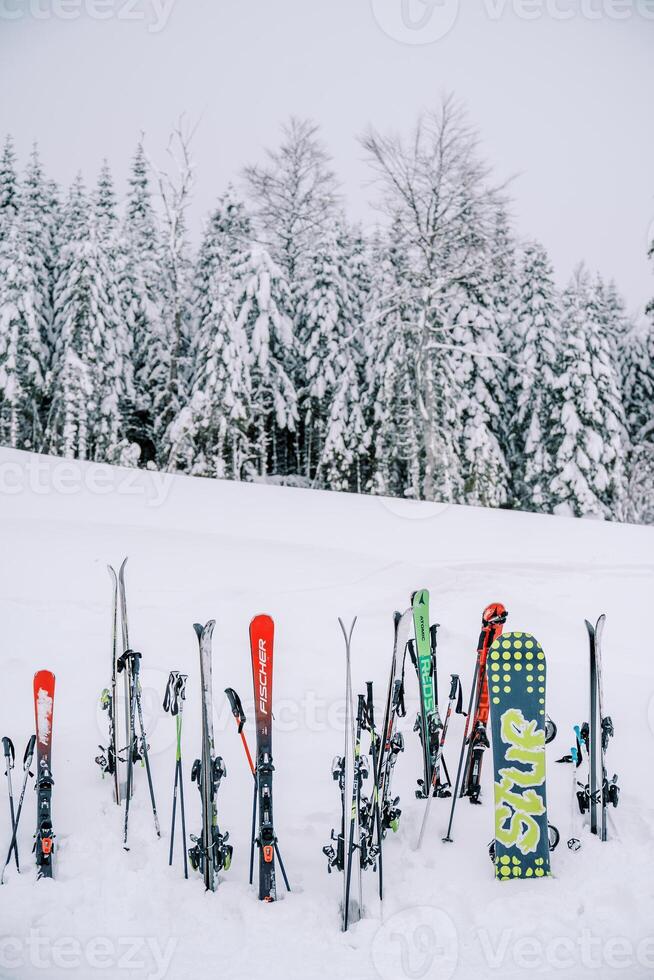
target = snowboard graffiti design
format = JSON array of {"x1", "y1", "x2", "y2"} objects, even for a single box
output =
[{"x1": 489, "y1": 632, "x2": 551, "y2": 880}]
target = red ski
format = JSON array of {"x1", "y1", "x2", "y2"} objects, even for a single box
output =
[
  {"x1": 33, "y1": 670, "x2": 56, "y2": 878},
  {"x1": 249, "y1": 615, "x2": 290, "y2": 901}
]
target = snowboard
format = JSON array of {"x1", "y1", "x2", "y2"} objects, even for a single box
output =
[{"x1": 488, "y1": 632, "x2": 551, "y2": 880}]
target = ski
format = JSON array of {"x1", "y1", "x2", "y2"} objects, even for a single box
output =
[
  {"x1": 95, "y1": 565, "x2": 121, "y2": 805},
  {"x1": 323, "y1": 618, "x2": 364, "y2": 931},
  {"x1": 189, "y1": 621, "x2": 232, "y2": 891},
  {"x1": 249, "y1": 614, "x2": 277, "y2": 901},
  {"x1": 488, "y1": 632, "x2": 551, "y2": 880},
  {"x1": 117, "y1": 557, "x2": 132, "y2": 801},
  {"x1": 117, "y1": 649, "x2": 160, "y2": 849},
  {"x1": 585, "y1": 616, "x2": 619, "y2": 841},
  {"x1": 462, "y1": 603, "x2": 508, "y2": 803},
  {"x1": 376, "y1": 610, "x2": 411, "y2": 842},
  {"x1": 1, "y1": 736, "x2": 36, "y2": 884},
  {"x1": 359, "y1": 683, "x2": 382, "y2": 895},
  {"x1": 411, "y1": 589, "x2": 442, "y2": 799},
  {"x1": 33, "y1": 670, "x2": 56, "y2": 879}
]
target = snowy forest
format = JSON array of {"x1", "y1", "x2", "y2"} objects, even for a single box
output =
[{"x1": 0, "y1": 99, "x2": 652, "y2": 524}]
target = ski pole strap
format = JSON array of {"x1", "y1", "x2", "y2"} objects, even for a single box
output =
[
  {"x1": 2, "y1": 738, "x2": 14, "y2": 765},
  {"x1": 225, "y1": 688, "x2": 247, "y2": 733},
  {"x1": 22, "y1": 735, "x2": 36, "y2": 769},
  {"x1": 163, "y1": 671, "x2": 187, "y2": 715}
]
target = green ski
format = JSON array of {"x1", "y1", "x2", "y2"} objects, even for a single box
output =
[
  {"x1": 411, "y1": 590, "x2": 441, "y2": 799},
  {"x1": 488, "y1": 631, "x2": 551, "y2": 880}
]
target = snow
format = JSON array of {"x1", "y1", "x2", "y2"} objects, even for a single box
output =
[{"x1": 0, "y1": 446, "x2": 652, "y2": 980}]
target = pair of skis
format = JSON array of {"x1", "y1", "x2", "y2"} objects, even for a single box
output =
[
  {"x1": 569, "y1": 616, "x2": 619, "y2": 845},
  {"x1": 98, "y1": 560, "x2": 160, "y2": 849},
  {"x1": 188, "y1": 621, "x2": 232, "y2": 892},
  {"x1": 325, "y1": 614, "x2": 410, "y2": 930},
  {"x1": 410, "y1": 590, "x2": 450, "y2": 800},
  {"x1": 225, "y1": 615, "x2": 290, "y2": 902},
  {"x1": 191, "y1": 615, "x2": 290, "y2": 899}
]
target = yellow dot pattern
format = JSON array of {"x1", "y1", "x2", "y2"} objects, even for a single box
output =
[{"x1": 488, "y1": 631, "x2": 551, "y2": 882}]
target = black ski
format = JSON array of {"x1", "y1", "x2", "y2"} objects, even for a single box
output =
[{"x1": 189, "y1": 621, "x2": 232, "y2": 891}]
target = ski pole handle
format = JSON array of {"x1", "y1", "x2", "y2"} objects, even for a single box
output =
[
  {"x1": 225, "y1": 688, "x2": 247, "y2": 732},
  {"x1": 22, "y1": 735, "x2": 36, "y2": 770},
  {"x1": 1, "y1": 738, "x2": 14, "y2": 766},
  {"x1": 117, "y1": 649, "x2": 142, "y2": 675},
  {"x1": 365, "y1": 682, "x2": 375, "y2": 727}
]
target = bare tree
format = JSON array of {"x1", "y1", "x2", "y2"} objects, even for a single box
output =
[
  {"x1": 147, "y1": 121, "x2": 196, "y2": 469},
  {"x1": 244, "y1": 117, "x2": 340, "y2": 284}
]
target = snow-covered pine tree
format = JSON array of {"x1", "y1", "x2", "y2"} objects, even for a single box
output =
[
  {"x1": 121, "y1": 140, "x2": 164, "y2": 463},
  {"x1": 490, "y1": 204, "x2": 522, "y2": 494},
  {"x1": 549, "y1": 267, "x2": 626, "y2": 519},
  {"x1": 152, "y1": 127, "x2": 195, "y2": 467},
  {"x1": 21, "y1": 146, "x2": 57, "y2": 351},
  {"x1": 621, "y1": 321, "x2": 654, "y2": 523},
  {"x1": 0, "y1": 217, "x2": 49, "y2": 449},
  {"x1": 446, "y1": 258, "x2": 509, "y2": 509},
  {"x1": 314, "y1": 225, "x2": 373, "y2": 493},
  {"x1": 365, "y1": 220, "x2": 422, "y2": 499},
  {"x1": 0, "y1": 136, "x2": 20, "y2": 242},
  {"x1": 169, "y1": 189, "x2": 252, "y2": 477},
  {"x1": 513, "y1": 242, "x2": 561, "y2": 511},
  {"x1": 235, "y1": 245, "x2": 298, "y2": 477},
  {"x1": 48, "y1": 175, "x2": 130, "y2": 461},
  {"x1": 295, "y1": 221, "x2": 356, "y2": 482}
]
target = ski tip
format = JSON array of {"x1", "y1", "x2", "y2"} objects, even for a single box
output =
[
  {"x1": 250, "y1": 613, "x2": 274, "y2": 631},
  {"x1": 338, "y1": 616, "x2": 357, "y2": 643},
  {"x1": 118, "y1": 556, "x2": 128, "y2": 575}
]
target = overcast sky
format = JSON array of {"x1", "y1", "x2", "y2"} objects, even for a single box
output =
[{"x1": 1, "y1": 0, "x2": 653, "y2": 315}]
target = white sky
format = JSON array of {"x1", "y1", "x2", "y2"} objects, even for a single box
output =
[{"x1": 1, "y1": 0, "x2": 653, "y2": 315}]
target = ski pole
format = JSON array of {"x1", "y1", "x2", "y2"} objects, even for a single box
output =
[
  {"x1": 163, "y1": 672, "x2": 188, "y2": 877},
  {"x1": 225, "y1": 687, "x2": 258, "y2": 883},
  {"x1": 133, "y1": 656, "x2": 161, "y2": 840},
  {"x1": 417, "y1": 674, "x2": 462, "y2": 850},
  {"x1": 1, "y1": 735, "x2": 35, "y2": 882},
  {"x1": 442, "y1": 655, "x2": 479, "y2": 843},
  {"x1": 2, "y1": 738, "x2": 18, "y2": 871}
]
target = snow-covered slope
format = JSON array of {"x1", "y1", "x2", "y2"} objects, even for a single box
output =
[{"x1": 0, "y1": 448, "x2": 652, "y2": 980}]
